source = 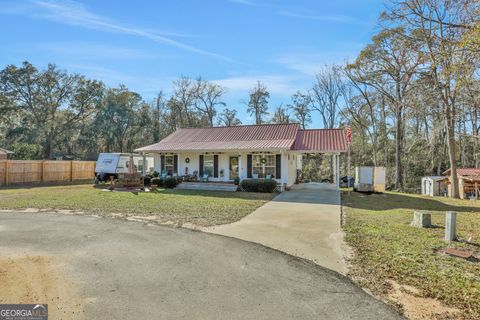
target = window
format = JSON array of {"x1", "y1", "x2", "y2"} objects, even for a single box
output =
[
  {"x1": 138, "y1": 159, "x2": 148, "y2": 173},
  {"x1": 252, "y1": 154, "x2": 276, "y2": 178},
  {"x1": 203, "y1": 155, "x2": 214, "y2": 176},
  {"x1": 165, "y1": 155, "x2": 174, "y2": 175}
]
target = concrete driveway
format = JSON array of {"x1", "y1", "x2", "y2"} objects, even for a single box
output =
[
  {"x1": 205, "y1": 183, "x2": 348, "y2": 273},
  {"x1": 0, "y1": 212, "x2": 402, "y2": 319}
]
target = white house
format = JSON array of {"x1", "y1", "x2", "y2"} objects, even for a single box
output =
[{"x1": 135, "y1": 123, "x2": 347, "y2": 189}]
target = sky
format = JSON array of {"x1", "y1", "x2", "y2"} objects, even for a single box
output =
[{"x1": 0, "y1": 0, "x2": 384, "y2": 127}]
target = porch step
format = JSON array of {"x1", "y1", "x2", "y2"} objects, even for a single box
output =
[{"x1": 176, "y1": 182, "x2": 238, "y2": 192}]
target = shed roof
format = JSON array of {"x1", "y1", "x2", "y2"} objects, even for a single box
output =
[
  {"x1": 135, "y1": 124, "x2": 348, "y2": 153},
  {"x1": 443, "y1": 168, "x2": 480, "y2": 177}
]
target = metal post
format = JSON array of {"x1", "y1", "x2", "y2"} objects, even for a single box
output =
[
  {"x1": 347, "y1": 143, "x2": 351, "y2": 195},
  {"x1": 333, "y1": 154, "x2": 340, "y2": 187},
  {"x1": 142, "y1": 153, "x2": 146, "y2": 176},
  {"x1": 445, "y1": 211, "x2": 457, "y2": 242}
]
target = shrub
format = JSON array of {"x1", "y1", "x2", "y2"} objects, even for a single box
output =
[
  {"x1": 174, "y1": 176, "x2": 183, "y2": 184},
  {"x1": 151, "y1": 177, "x2": 162, "y2": 186},
  {"x1": 143, "y1": 176, "x2": 152, "y2": 186},
  {"x1": 233, "y1": 177, "x2": 240, "y2": 185},
  {"x1": 152, "y1": 171, "x2": 160, "y2": 178},
  {"x1": 164, "y1": 177, "x2": 178, "y2": 189},
  {"x1": 240, "y1": 179, "x2": 277, "y2": 193}
]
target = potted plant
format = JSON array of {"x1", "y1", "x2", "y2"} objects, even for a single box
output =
[{"x1": 219, "y1": 169, "x2": 225, "y2": 178}]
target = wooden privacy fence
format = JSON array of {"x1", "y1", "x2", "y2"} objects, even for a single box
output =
[{"x1": 0, "y1": 160, "x2": 96, "y2": 186}]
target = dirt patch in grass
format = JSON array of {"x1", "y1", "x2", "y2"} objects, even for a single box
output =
[
  {"x1": 387, "y1": 280, "x2": 460, "y2": 320},
  {"x1": 0, "y1": 184, "x2": 275, "y2": 227},
  {"x1": 0, "y1": 253, "x2": 84, "y2": 319},
  {"x1": 343, "y1": 191, "x2": 480, "y2": 319}
]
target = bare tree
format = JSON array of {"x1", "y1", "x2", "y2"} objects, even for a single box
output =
[
  {"x1": 311, "y1": 65, "x2": 344, "y2": 129},
  {"x1": 247, "y1": 81, "x2": 270, "y2": 124},
  {"x1": 171, "y1": 76, "x2": 197, "y2": 128},
  {"x1": 290, "y1": 91, "x2": 312, "y2": 129},
  {"x1": 271, "y1": 104, "x2": 291, "y2": 124},
  {"x1": 193, "y1": 78, "x2": 226, "y2": 126},
  {"x1": 218, "y1": 108, "x2": 241, "y2": 126}
]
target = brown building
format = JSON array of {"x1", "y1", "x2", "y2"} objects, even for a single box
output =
[
  {"x1": 442, "y1": 168, "x2": 480, "y2": 199},
  {"x1": 0, "y1": 148, "x2": 14, "y2": 160}
]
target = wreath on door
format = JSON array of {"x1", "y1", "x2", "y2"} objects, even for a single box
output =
[
  {"x1": 260, "y1": 157, "x2": 267, "y2": 164},
  {"x1": 185, "y1": 157, "x2": 190, "y2": 163}
]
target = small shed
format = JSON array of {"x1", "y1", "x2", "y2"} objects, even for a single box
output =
[
  {"x1": 0, "y1": 148, "x2": 14, "y2": 160},
  {"x1": 421, "y1": 176, "x2": 446, "y2": 196}
]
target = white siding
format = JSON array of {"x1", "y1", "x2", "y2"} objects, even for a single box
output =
[{"x1": 152, "y1": 151, "x2": 296, "y2": 186}]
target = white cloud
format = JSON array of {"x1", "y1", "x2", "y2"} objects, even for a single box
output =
[
  {"x1": 277, "y1": 11, "x2": 365, "y2": 24},
  {"x1": 276, "y1": 51, "x2": 359, "y2": 76},
  {"x1": 229, "y1": 0, "x2": 258, "y2": 6},
  {"x1": 36, "y1": 41, "x2": 162, "y2": 60},
  {"x1": 2, "y1": 0, "x2": 231, "y2": 61},
  {"x1": 213, "y1": 74, "x2": 304, "y2": 95}
]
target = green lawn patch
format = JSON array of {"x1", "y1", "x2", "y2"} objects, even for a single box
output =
[
  {"x1": 0, "y1": 184, "x2": 275, "y2": 227},
  {"x1": 343, "y1": 191, "x2": 480, "y2": 319}
]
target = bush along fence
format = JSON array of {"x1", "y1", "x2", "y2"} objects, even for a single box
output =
[{"x1": 0, "y1": 160, "x2": 96, "y2": 186}]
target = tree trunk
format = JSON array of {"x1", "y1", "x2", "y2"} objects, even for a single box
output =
[
  {"x1": 394, "y1": 106, "x2": 403, "y2": 191},
  {"x1": 446, "y1": 108, "x2": 459, "y2": 198}
]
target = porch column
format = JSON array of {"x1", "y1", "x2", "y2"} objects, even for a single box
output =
[
  {"x1": 142, "y1": 153, "x2": 146, "y2": 175},
  {"x1": 238, "y1": 153, "x2": 243, "y2": 180},
  {"x1": 333, "y1": 154, "x2": 340, "y2": 188}
]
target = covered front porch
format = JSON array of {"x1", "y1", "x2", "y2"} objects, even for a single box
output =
[{"x1": 140, "y1": 150, "x2": 298, "y2": 189}]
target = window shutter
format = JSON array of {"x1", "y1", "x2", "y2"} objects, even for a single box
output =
[
  {"x1": 247, "y1": 154, "x2": 252, "y2": 178},
  {"x1": 276, "y1": 154, "x2": 281, "y2": 179},
  {"x1": 199, "y1": 155, "x2": 204, "y2": 176},
  {"x1": 160, "y1": 155, "x2": 165, "y2": 173},
  {"x1": 173, "y1": 155, "x2": 178, "y2": 174},
  {"x1": 213, "y1": 155, "x2": 219, "y2": 178}
]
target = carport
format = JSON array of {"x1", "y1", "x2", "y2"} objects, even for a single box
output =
[{"x1": 292, "y1": 129, "x2": 348, "y2": 188}]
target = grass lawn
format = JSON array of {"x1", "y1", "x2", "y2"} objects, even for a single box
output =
[
  {"x1": 343, "y1": 191, "x2": 480, "y2": 319},
  {"x1": 0, "y1": 184, "x2": 275, "y2": 226}
]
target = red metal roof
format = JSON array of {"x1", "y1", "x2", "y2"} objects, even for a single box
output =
[
  {"x1": 293, "y1": 129, "x2": 347, "y2": 153},
  {"x1": 443, "y1": 168, "x2": 480, "y2": 177},
  {"x1": 135, "y1": 124, "x2": 348, "y2": 153},
  {"x1": 136, "y1": 124, "x2": 300, "y2": 152}
]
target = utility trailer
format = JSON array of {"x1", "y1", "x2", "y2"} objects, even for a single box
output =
[{"x1": 354, "y1": 166, "x2": 386, "y2": 193}]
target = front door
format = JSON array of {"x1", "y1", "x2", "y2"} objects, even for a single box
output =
[{"x1": 229, "y1": 156, "x2": 239, "y2": 180}]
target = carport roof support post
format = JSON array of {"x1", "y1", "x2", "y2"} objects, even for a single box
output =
[{"x1": 445, "y1": 211, "x2": 457, "y2": 242}]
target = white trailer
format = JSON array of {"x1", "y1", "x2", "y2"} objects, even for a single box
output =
[
  {"x1": 421, "y1": 176, "x2": 446, "y2": 196},
  {"x1": 354, "y1": 166, "x2": 386, "y2": 193},
  {"x1": 95, "y1": 153, "x2": 154, "y2": 182}
]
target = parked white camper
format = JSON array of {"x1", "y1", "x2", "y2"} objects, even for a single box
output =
[
  {"x1": 354, "y1": 166, "x2": 386, "y2": 193},
  {"x1": 421, "y1": 176, "x2": 446, "y2": 196},
  {"x1": 95, "y1": 153, "x2": 153, "y2": 182}
]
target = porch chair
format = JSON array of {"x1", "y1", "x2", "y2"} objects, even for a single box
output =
[
  {"x1": 200, "y1": 174, "x2": 209, "y2": 182},
  {"x1": 265, "y1": 174, "x2": 273, "y2": 180},
  {"x1": 252, "y1": 173, "x2": 259, "y2": 179},
  {"x1": 161, "y1": 170, "x2": 168, "y2": 178}
]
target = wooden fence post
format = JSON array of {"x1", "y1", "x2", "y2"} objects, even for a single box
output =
[
  {"x1": 5, "y1": 160, "x2": 9, "y2": 186},
  {"x1": 41, "y1": 160, "x2": 45, "y2": 183},
  {"x1": 70, "y1": 161, "x2": 74, "y2": 182}
]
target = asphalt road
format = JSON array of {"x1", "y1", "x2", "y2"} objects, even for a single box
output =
[{"x1": 0, "y1": 212, "x2": 404, "y2": 319}]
